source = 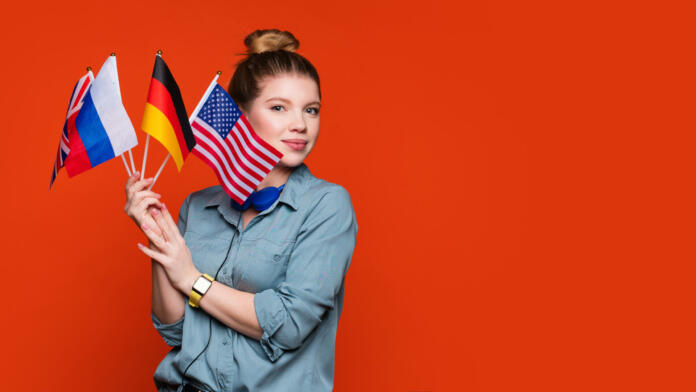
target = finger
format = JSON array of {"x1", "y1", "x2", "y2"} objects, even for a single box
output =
[
  {"x1": 127, "y1": 177, "x2": 155, "y2": 199},
  {"x1": 125, "y1": 171, "x2": 141, "y2": 188},
  {"x1": 125, "y1": 173, "x2": 138, "y2": 193},
  {"x1": 128, "y1": 179, "x2": 155, "y2": 199},
  {"x1": 148, "y1": 239, "x2": 162, "y2": 251},
  {"x1": 131, "y1": 197, "x2": 164, "y2": 226},
  {"x1": 136, "y1": 196, "x2": 164, "y2": 214},
  {"x1": 151, "y1": 207, "x2": 178, "y2": 244},
  {"x1": 159, "y1": 203, "x2": 182, "y2": 241},
  {"x1": 127, "y1": 191, "x2": 161, "y2": 214},
  {"x1": 135, "y1": 190, "x2": 162, "y2": 200},
  {"x1": 131, "y1": 190, "x2": 162, "y2": 206},
  {"x1": 141, "y1": 222, "x2": 168, "y2": 251},
  {"x1": 145, "y1": 208, "x2": 167, "y2": 240},
  {"x1": 142, "y1": 214, "x2": 165, "y2": 238},
  {"x1": 137, "y1": 242, "x2": 167, "y2": 264},
  {"x1": 126, "y1": 174, "x2": 145, "y2": 198}
]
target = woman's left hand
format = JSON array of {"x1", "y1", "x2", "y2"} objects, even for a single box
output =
[{"x1": 136, "y1": 203, "x2": 201, "y2": 294}]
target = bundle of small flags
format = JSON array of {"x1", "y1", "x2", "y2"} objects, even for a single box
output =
[
  {"x1": 50, "y1": 54, "x2": 137, "y2": 188},
  {"x1": 50, "y1": 51, "x2": 283, "y2": 206}
]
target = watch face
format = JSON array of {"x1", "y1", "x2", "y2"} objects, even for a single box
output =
[{"x1": 193, "y1": 277, "x2": 213, "y2": 293}]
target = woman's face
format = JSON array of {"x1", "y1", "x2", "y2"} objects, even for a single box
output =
[{"x1": 244, "y1": 73, "x2": 321, "y2": 168}]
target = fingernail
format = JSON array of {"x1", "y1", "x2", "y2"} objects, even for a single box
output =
[
  {"x1": 142, "y1": 223, "x2": 148, "y2": 230},
  {"x1": 162, "y1": 203, "x2": 167, "y2": 210},
  {"x1": 137, "y1": 243, "x2": 143, "y2": 248},
  {"x1": 151, "y1": 209, "x2": 159, "y2": 215}
]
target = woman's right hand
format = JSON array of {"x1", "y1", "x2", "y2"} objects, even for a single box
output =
[{"x1": 124, "y1": 171, "x2": 164, "y2": 237}]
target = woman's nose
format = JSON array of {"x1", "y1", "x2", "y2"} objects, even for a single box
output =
[{"x1": 290, "y1": 112, "x2": 307, "y2": 132}]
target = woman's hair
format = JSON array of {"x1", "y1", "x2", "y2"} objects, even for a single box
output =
[{"x1": 229, "y1": 29, "x2": 321, "y2": 111}]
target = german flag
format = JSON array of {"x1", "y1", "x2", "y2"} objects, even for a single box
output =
[{"x1": 141, "y1": 55, "x2": 195, "y2": 170}]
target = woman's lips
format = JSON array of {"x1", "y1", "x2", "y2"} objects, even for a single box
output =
[{"x1": 282, "y1": 140, "x2": 308, "y2": 151}]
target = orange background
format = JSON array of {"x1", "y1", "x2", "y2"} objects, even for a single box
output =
[{"x1": 1, "y1": 0, "x2": 694, "y2": 391}]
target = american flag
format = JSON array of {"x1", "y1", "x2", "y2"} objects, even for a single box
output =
[
  {"x1": 49, "y1": 70, "x2": 94, "y2": 189},
  {"x1": 190, "y1": 80, "x2": 283, "y2": 205}
]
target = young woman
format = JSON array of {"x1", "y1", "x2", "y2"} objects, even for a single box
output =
[{"x1": 124, "y1": 29, "x2": 358, "y2": 392}]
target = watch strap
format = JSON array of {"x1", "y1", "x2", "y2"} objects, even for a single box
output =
[{"x1": 188, "y1": 273, "x2": 214, "y2": 308}]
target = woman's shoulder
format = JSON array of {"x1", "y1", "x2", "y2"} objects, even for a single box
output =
[
  {"x1": 298, "y1": 178, "x2": 357, "y2": 237},
  {"x1": 301, "y1": 174, "x2": 355, "y2": 212}
]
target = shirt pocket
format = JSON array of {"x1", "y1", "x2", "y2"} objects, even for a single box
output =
[{"x1": 237, "y1": 238, "x2": 294, "y2": 293}]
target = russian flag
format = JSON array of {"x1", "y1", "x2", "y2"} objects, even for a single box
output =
[{"x1": 64, "y1": 55, "x2": 138, "y2": 177}]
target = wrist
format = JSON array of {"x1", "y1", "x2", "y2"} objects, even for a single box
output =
[{"x1": 178, "y1": 268, "x2": 202, "y2": 295}]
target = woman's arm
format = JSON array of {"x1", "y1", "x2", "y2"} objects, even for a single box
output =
[
  {"x1": 124, "y1": 172, "x2": 186, "y2": 327},
  {"x1": 147, "y1": 198, "x2": 193, "y2": 347},
  {"x1": 151, "y1": 254, "x2": 186, "y2": 324},
  {"x1": 138, "y1": 205, "x2": 263, "y2": 340},
  {"x1": 149, "y1": 196, "x2": 193, "y2": 325},
  {"x1": 177, "y1": 271, "x2": 263, "y2": 340}
]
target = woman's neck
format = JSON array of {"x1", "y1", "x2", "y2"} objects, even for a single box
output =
[{"x1": 255, "y1": 165, "x2": 294, "y2": 190}]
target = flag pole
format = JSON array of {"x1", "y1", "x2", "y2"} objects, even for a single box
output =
[
  {"x1": 188, "y1": 71, "x2": 221, "y2": 122},
  {"x1": 141, "y1": 134, "x2": 149, "y2": 180},
  {"x1": 128, "y1": 149, "x2": 136, "y2": 174},
  {"x1": 121, "y1": 154, "x2": 132, "y2": 176},
  {"x1": 148, "y1": 154, "x2": 170, "y2": 191},
  {"x1": 148, "y1": 70, "x2": 221, "y2": 190}
]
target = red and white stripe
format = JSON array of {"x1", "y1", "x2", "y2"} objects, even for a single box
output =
[
  {"x1": 66, "y1": 72, "x2": 93, "y2": 117},
  {"x1": 191, "y1": 114, "x2": 282, "y2": 204}
]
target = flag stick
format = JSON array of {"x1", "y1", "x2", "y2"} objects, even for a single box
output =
[
  {"x1": 141, "y1": 134, "x2": 150, "y2": 180},
  {"x1": 128, "y1": 149, "x2": 136, "y2": 174},
  {"x1": 188, "y1": 71, "x2": 221, "y2": 122},
  {"x1": 148, "y1": 153, "x2": 170, "y2": 191},
  {"x1": 121, "y1": 154, "x2": 132, "y2": 176}
]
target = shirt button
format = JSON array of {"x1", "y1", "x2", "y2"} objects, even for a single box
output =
[{"x1": 223, "y1": 340, "x2": 228, "y2": 345}]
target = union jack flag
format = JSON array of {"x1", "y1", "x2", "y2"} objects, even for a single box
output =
[
  {"x1": 190, "y1": 75, "x2": 283, "y2": 204},
  {"x1": 49, "y1": 70, "x2": 94, "y2": 189}
]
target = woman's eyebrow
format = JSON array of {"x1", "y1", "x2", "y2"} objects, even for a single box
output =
[
  {"x1": 265, "y1": 97, "x2": 322, "y2": 107},
  {"x1": 265, "y1": 97, "x2": 292, "y2": 103}
]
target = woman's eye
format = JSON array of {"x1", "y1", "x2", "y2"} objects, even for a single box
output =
[
  {"x1": 271, "y1": 105, "x2": 284, "y2": 111},
  {"x1": 306, "y1": 107, "x2": 320, "y2": 115}
]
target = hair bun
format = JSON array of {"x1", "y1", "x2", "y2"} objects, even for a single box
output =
[{"x1": 244, "y1": 29, "x2": 299, "y2": 54}]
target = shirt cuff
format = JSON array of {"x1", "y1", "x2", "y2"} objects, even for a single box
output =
[
  {"x1": 151, "y1": 310, "x2": 184, "y2": 347},
  {"x1": 254, "y1": 289, "x2": 288, "y2": 362}
]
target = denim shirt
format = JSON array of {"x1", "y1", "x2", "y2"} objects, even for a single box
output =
[{"x1": 150, "y1": 163, "x2": 358, "y2": 392}]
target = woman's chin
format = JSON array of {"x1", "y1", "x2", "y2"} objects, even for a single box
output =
[
  {"x1": 278, "y1": 154, "x2": 308, "y2": 168},
  {"x1": 275, "y1": 148, "x2": 311, "y2": 168}
]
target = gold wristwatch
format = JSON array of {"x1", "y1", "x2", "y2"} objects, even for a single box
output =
[{"x1": 188, "y1": 273, "x2": 214, "y2": 308}]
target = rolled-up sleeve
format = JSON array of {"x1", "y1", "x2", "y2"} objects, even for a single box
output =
[
  {"x1": 151, "y1": 310, "x2": 185, "y2": 347},
  {"x1": 150, "y1": 194, "x2": 191, "y2": 347},
  {"x1": 254, "y1": 187, "x2": 358, "y2": 362}
]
